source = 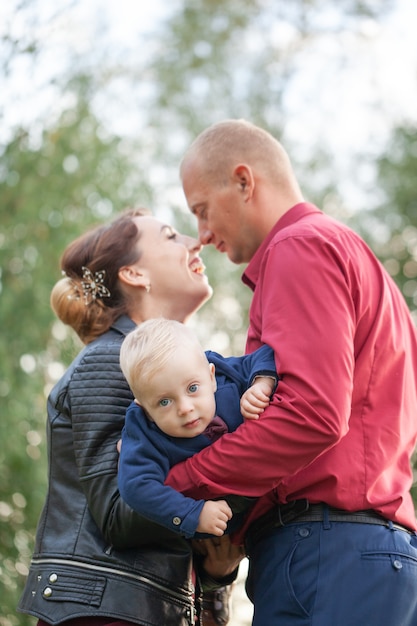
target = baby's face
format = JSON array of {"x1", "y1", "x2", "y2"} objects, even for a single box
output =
[{"x1": 138, "y1": 345, "x2": 217, "y2": 438}]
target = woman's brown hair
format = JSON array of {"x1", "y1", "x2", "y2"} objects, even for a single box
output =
[{"x1": 51, "y1": 208, "x2": 149, "y2": 344}]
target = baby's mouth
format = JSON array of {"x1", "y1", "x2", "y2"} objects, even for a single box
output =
[{"x1": 184, "y1": 418, "x2": 201, "y2": 429}]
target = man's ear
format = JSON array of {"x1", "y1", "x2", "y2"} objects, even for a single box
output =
[
  {"x1": 233, "y1": 164, "x2": 254, "y2": 200},
  {"x1": 118, "y1": 265, "x2": 149, "y2": 288}
]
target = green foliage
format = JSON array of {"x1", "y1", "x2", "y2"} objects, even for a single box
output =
[
  {"x1": 361, "y1": 126, "x2": 417, "y2": 315},
  {"x1": 0, "y1": 78, "x2": 150, "y2": 624},
  {"x1": 0, "y1": 0, "x2": 414, "y2": 623}
]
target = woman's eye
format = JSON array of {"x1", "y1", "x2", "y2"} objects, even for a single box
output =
[
  {"x1": 159, "y1": 398, "x2": 171, "y2": 407},
  {"x1": 188, "y1": 384, "x2": 199, "y2": 393}
]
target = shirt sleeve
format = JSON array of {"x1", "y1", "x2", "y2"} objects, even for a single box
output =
[
  {"x1": 118, "y1": 402, "x2": 205, "y2": 538},
  {"x1": 165, "y1": 234, "x2": 355, "y2": 499}
]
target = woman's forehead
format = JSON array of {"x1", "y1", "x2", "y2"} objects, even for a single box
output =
[{"x1": 132, "y1": 215, "x2": 168, "y2": 232}]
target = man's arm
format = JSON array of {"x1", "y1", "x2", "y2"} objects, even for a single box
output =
[{"x1": 166, "y1": 235, "x2": 354, "y2": 499}]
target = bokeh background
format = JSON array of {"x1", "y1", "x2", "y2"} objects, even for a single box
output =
[{"x1": 1, "y1": 1, "x2": 417, "y2": 624}]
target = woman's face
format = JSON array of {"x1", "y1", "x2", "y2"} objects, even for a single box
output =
[{"x1": 131, "y1": 216, "x2": 213, "y2": 322}]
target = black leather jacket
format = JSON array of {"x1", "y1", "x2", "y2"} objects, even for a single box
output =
[{"x1": 18, "y1": 316, "x2": 200, "y2": 625}]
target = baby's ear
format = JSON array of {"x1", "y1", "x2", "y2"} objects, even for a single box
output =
[
  {"x1": 135, "y1": 402, "x2": 154, "y2": 423},
  {"x1": 209, "y1": 363, "x2": 217, "y2": 392}
]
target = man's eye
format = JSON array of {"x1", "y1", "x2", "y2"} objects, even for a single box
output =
[
  {"x1": 188, "y1": 384, "x2": 199, "y2": 393},
  {"x1": 159, "y1": 399, "x2": 171, "y2": 407},
  {"x1": 194, "y1": 206, "x2": 207, "y2": 221}
]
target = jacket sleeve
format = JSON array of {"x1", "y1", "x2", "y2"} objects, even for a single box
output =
[
  {"x1": 205, "y1": 344, "x2": 277, "y2": 392},
  {"x1": 67, "y1": 338, "x2": 184, "y2": 549},
  {"x1": 118, "y1": 404, "x2": 205, "y2": 538}
]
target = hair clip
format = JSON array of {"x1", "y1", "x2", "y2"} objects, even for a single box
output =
[{"x1": 80, "y1": 266, "x2": 111, "y2": 305}]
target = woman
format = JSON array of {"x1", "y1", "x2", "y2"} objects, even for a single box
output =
[{"x1": 18, "y1": 208, "x2": 242, "y2": 626}]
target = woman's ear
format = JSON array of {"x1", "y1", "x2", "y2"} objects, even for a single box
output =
[{"x1": 118, "y1": 265, "x2": 149, "y2": 288}]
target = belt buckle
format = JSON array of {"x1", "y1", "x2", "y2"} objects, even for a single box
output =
[{"x1": 277, "y1": 498, "x2": 310, "y2": 526}]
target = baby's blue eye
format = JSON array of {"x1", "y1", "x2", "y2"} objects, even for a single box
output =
[
  {"x1": 159, "y1": 398, "x2": 170, "y2": 407},
  {"x1": 188, "y1": 383, "x2": 199, "y2": 393}
]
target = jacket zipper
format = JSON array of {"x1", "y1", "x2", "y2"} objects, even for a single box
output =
[{"x1": 31, "y1": 557, "x2": 194, "y2": 606}]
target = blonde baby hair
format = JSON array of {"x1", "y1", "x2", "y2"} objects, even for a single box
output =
[{"x1": 120, "y1": 318, "x2": 203, "y2": 402}]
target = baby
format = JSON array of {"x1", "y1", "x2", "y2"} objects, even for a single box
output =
[{"x1": 118, "y1": 318, "x2": 278, "y2": 538}]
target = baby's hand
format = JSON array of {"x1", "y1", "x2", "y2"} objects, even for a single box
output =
[
  {"x1": 197, "y1": 500, "x2": 233, "y2": 536},
  {"x1": 240, "y1": 376, "x2": 276, "y2": 419}
]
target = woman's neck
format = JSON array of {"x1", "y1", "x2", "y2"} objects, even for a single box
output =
[{"x1": 127, "y1": 292, "x2": 206, "y2": 326}]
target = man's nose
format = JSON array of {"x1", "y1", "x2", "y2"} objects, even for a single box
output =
[{"x1": 198, "y1": 226, "x2": 214, "y2": 246}]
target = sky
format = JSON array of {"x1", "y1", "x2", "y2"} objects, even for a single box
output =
[
  {"x1": 281, "y1": 0, "x2": 417, "y2": 207},
  {"x1": 2, "y1": 0, "x2": 416, "y2": 218},
  {"x1": 2, "y1": 0, "x2": 417, "y2": 143}
]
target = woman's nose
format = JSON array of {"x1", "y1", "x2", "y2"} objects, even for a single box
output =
[{"x1": 183, "y1": 234, "x2": 202, "y2": 252}]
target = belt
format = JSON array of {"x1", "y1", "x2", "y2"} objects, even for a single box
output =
[{"x1": 245, "y1": 499, "x2": 415, "y2": 552}]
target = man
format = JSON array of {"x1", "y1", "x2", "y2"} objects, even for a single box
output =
[{"x1": 166, "y1": 119, "x2": 417, "y2": 626}]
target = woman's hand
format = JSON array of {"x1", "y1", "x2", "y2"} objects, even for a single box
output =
[{"x1": 192, "y1": 534, "x2": 245, "y2": 579}]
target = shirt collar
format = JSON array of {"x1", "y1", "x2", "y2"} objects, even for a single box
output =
[{"x1": 242, "y1": 202, "x2": 320, "y2": 290}]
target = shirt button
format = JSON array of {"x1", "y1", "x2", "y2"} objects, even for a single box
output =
[
  {"x1": 393, "y1": 559, "x2": 403, "y2": 570},
  {"x1": 43, "y1": 587, "x2": 53, "y2": 598},
  {"x1": 173, "y1": 516, "x2": 182, "y2": 526}
]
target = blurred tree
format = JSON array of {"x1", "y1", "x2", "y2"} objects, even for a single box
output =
[
  {"x1": 0, "y1": 0, "x2": 409, "y2": 623},
  {"x1": 141, "y1": 0, "x2": 393, "y2": 354},
  {"x1": 0, "y1": 76, "x2": 152, "y2": 625},
  {"x1": 358, "y1": 125, "x2": 417, "y2": 317}
]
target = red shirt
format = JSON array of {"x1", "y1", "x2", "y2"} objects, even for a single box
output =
[{"x1": 166, "y1": 203, "x2": 417, "y2": 533}]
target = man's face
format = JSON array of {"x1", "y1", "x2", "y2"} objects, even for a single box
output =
[{"x1": 181, "y1": 160, "x2": 257, "y2": 264}]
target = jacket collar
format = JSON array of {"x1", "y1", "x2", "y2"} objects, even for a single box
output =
[{"x1": 111, "y1": 314, "x2": 137, "y2": 337}]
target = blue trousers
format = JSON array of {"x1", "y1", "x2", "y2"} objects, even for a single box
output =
[{"x1": 245, "y1": 515, "x2": 417, "y2": 626}]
